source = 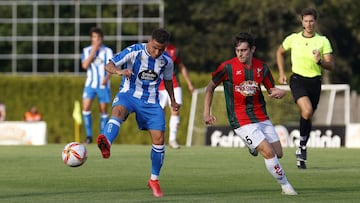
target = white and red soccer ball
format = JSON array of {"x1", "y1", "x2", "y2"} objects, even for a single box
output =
[{"x1": 62, "y1": 142, "x2": 87, "y2": 167}]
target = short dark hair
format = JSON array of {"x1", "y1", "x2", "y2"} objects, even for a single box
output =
[
  {"x1": 151, "y1": 28, "x2": 170, "y2": 44},
  {"x1": 301, "y1": 8, "x2": 318, "y2": 20},
  {"x1": 90, "y1": 27, "x2": 103, "y2": 38},
  {"x1": 233, "y1": 32, "x2": 255, "y2": 48}
]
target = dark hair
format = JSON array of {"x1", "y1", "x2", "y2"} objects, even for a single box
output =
[
  {"x1": 89, "y1": 27, "x2": 104, "y2": 38},
  {"x1": 151, "y1": 28, "x2": 170, "y2": 44},
  {"x1": 301, "y1": 8, "x2": 318, "y2": 20},
  {"x1": 233, "y1": 32, "x2": 255, "y2": 48}
]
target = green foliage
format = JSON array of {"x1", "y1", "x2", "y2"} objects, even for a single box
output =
[
  {"x1": 0, "y1": 74, "x2": 208, "y2": 144},
  {"x1": 165, "y1": 0, "x2": 360, "y2": 92},
  {"x1": 1, "y1": 145, "x2": 360, "y2": 202}
]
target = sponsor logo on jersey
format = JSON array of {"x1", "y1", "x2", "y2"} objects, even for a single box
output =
[
  {"x1": 235, "y1": 80, "x2": 259, "y2": 96},
  {"x1": 138, "y1": 70, "x2": 159, "y2": 81}
]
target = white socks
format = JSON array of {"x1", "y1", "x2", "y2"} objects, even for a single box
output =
[
  {"x1": 264, "y1": 156, "x2": 289, "y2": 186},
  {"x1": 169, "y1": 115, "x2": 180, "y2": 141}
]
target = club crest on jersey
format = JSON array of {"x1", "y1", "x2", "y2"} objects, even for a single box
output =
[
  {"x1": 94, "y1": 56, "x2": 104, "y2": 65},
  {"x1": 138, "y1": 70, "x2": 159, "y2": 81},
  {"x1": 235, "y1": 80, "x2": 259, "y2": 96},
  {"x1": 257, "y1": 68, "x2": 262, "y2": 77},
  {"x1": 160, "y1": 58, "x2": 166, "y2": 66}
]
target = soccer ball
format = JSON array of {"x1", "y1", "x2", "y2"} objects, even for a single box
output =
[{"x1": 62, "y1": 142, "x2": 88, "y2": 167}]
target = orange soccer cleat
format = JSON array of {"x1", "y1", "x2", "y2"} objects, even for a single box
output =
[
  {"x1": 97, "y1": 134, "x2": 111, "y2": 158},
  {"x1": 147, "y1": 179, "x2": 163, "y2": 197}
]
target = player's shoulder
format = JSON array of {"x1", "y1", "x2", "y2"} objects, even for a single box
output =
[
  {"x1": 162, "y1": 51, "x2": 172, "y2": 60},
  {"x1": 252, "y1": 57, "x2": 266, "y2": 66},
  {"x1": 286, "y1": 31, "x2": 302, "y2": 40},
  {"x1": 162, "y1": 53, "x2": 174, "y2": 67},
  {"x1": 82, "y1": 45, "x2": 92, "y2": 52},
  {"x1": 314, "y1": 33, "x2": 330, "y2": 41},
  {"x1": 221, "y1": 57, "x2": 237, "y2": 66},
  {"x1": 124, "y1": 43, "x2": 145, "y2": 52},
  {"x1": 102, "y1": 45, "x2": 113, "y2": 51}
]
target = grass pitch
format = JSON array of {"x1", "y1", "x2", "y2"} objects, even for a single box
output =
[{"x1": 0, "y1": 144, "x2": 359, "y2": 203}]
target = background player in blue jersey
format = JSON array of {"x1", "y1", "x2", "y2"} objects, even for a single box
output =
[
  {"x1": 81, "y1": 27, "x2": 113, "y2": 144},
  {"x1": 97, "y1": 28, "x2": 180, "y2": 198}
]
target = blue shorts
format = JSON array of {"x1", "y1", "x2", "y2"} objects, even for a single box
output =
[
  {"x1": 112, "y1": 92, "x2": 165, "y2": 131},
  {"x1": 82, "y1": 87, "x2": 111, "y2": 103}
]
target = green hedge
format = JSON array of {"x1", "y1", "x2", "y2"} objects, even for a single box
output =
[
  {"x1": 0, "y1": 72, "x2": 297, "y2": 145},
  {"x1": 0, "y1": 73, "x2": 211, "y2": 144}
]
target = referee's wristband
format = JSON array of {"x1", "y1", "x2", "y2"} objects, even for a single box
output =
[{"x1": 317, "y1": 59, "x2": 322, "y2": 65}]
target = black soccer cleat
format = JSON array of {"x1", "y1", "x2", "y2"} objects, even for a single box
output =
[
  {"x1": 296, "y1": 146, "x2": 307, "y2": 169},
  {"x1": 248, "y1": 147, "x2": 258, "y2": 157},
  {"x1": 297, "y1": 160, "x2": 307, "y2": 169}
]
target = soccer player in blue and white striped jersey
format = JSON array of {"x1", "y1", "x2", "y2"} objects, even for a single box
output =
[
  {"x1": 81, "y1": 27, "x2": 113, "y2": 144},
  {"x1": 97, "y1": 28, "x2": 179, "y2": 198}
]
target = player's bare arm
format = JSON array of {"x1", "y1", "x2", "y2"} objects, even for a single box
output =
[
  {"x1": 203, "y1": 81, "x2": 217, "y2": 125},
  {"x1": 319, "y1": 53, "x2": 335, "y2": 71},
  {"x1": 179, "y1": 63, "x2": 195, "y2": 93},
  {"x1": 164, "y1": 79, "x2": 180, "y2": 111},
  {"x1": 101, "y1": 73, "x2": 112, "y2": 85},
  {"x1": 276, "y1": 45, "x2": 287, "y2": 84},
  {"x1": 105, "y1": 61, "x2": 133, "y2": 77}
]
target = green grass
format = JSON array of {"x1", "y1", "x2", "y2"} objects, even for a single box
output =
[{"x1": 0, "y1": 145, "x2": 359, "y2": 203}]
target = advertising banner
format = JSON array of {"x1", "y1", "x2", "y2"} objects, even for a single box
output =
[
  {"x1": 206, "y1": 125, "x2": 346, "y2": 148},
  {"x1": 0, "y1": 121, "x2": 47, "y2": 145}
]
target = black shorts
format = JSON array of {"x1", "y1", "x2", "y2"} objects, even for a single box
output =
[{"x1": 289, "y1": 74, "x2": 322, "y2": 111}]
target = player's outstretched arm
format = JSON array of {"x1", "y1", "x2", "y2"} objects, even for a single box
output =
[
  {"x1": 320, "y1": 53, "x2": 335, "y2": 71},
  {"x1": 276, "y1": 45, "x2": 287, "y2": 85},
  {"x1": 105, "y1": 61, "x2": 132, "y2": 78},
  {"x1": 203, "y1": 81, "x2": 217, "y2": 125},
  {"x1": 179, "y1": 63, "x2": 195, "y2": 93},
  {"x1": 164, "y1": 79, "x2": 180, "y2": 112}
]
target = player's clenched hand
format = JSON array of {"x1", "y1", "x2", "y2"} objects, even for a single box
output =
[
  {"x1": 171, "y1": 102, "x2": 180, "y2": 112},
  {"x1": 204, "y1": 115, "x2": 216, "y2": 126},
  {"x1": 269, "y1": 88, "x2": 286, "y2": 99}
]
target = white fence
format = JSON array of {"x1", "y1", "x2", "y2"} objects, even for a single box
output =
[{"x1": 0, "y1": 0, "x2": 164, "y2": 74}]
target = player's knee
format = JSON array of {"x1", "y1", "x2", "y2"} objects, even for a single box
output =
[
  {"x1": 301, "y1": 109, "x2": 313, "y2": 119},
  {"x1": 257, "y1": 144, "x2": 275, "y2": 159},
  {"x1": 150, "y1": 132, "x2": 165, "y2": 145}
]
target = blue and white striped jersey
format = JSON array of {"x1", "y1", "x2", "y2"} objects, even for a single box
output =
[
  {"x1": 111, "y1": 43, "x2": 174, "y2": 104},
  {"x1": 82, "y1": 45, "x2": 113, "y2": 89}
]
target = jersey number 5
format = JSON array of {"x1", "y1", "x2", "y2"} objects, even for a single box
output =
[{"x1": 245, "y1": 136, "x2": 253, "y2": 145}]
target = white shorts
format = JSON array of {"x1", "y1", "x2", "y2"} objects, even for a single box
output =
[
  {"x1": 234, "y1": 120, "x2": 279, "y2": 149},
  {"x1": 159, "y1": 87, "x2": 182, "y2": 109}
]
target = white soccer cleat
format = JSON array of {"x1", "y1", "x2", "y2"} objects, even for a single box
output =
[
  {"x1": 169, "y1": 140, "x2": 180, "y2": 149},
  {"x1": 281, "y1": 184, "x2": 298, "y2": 195}
]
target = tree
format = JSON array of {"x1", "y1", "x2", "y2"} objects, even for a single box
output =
[{"x1": 165, "y1": 0, "x2": 360, "y2": 91}]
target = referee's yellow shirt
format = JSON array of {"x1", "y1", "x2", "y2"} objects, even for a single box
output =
[{"x1": 282, "y1": 31, "x2": 333, "y2": 77}]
